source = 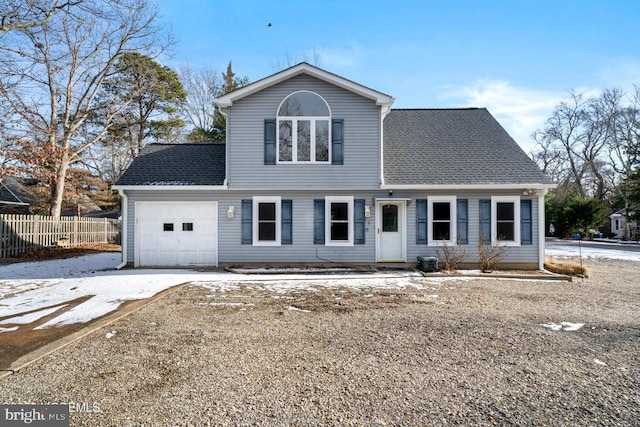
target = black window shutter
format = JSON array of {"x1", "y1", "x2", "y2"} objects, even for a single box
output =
[
  {"x1": 331, "y1": 119, "x2": 344, "y2": 165},
  {"x1": 521, "y1": 199, "x2": 532, "y2": 245},
  {"x1": 264, "y1": 119, "x2": 276, "y2": 165},
  {"x1": 354, "y1": 199, "x2": 365, "y2": 244},
  {"x1": 457, "y1": 199, "x2": 468, "y2": 244},
  {"x1": 479, "y1": 199, "x2": 491, "y2": 244},
  {"x1": 416, "y1": 199, "x2": 427, "y2": 244},
  {"x1": 314, "y1": 199, "x2": 325, "y2": 244},
  {"x1": 241, "y1": 199, "x2": 252, "y2": 244},
  {"x1": 282, "y1": 199, "x2": 293, "y2": 245}
]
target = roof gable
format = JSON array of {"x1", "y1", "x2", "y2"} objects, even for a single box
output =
[
  {"x1": 383, "y1": 109, "x2": 552, "y2": 187},
  {"x1": 215, "y1": 62, "x2": 394, "y2": 111}
]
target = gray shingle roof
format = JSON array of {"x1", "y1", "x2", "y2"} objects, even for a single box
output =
[
  {"x1": 383, "y1": 108, "x2": 551, "y2": 186},
  {"x1": 0, "y1": 177, "x2": 30, "y2": 205},
  {"x1": 115, "y1": 144, "x2": 226, "y2": 186}
]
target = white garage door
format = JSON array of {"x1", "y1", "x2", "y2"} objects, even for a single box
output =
[{"x1": 135, "y1": 202, "x2": 218, "y2": 267}]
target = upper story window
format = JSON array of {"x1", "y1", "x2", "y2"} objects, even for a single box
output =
[{"x1": 277, "y1": 91, "x2": 330, "y2": 163}]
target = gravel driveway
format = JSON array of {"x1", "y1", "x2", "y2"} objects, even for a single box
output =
[{"x1": 1, "y1": 259, "x2": 638, "y2": 426}]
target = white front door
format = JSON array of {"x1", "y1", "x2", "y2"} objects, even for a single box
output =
[{"x1": 376, "y1": 201, "x2": 406, "y2": 262}]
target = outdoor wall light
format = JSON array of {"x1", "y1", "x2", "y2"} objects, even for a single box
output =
[
  {"x1": 227, "y1": 205, "x2": 235, "y2": 219},
  {"x1": 364, "y1": 205, "x2": 371, "y2": 218}
]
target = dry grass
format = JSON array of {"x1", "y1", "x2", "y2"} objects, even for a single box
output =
[{"x1": 545, "y1": 256, "x2": 590, "y2": 277}]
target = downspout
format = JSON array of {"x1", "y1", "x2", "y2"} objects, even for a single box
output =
[
  {"x1": 116, "y1": 189, "x2": 128, "y2": 270},
  {"x1": 538, "y1": 189, "x2": 547, "y2": 271}
]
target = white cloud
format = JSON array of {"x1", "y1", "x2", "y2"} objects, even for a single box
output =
[
  {"x1": 597, "y1": 59, "x2": 640, "y2": 90},
  {"x1": 440, "y1": 80, "x2": 568, "y2": 151},
  {"x1": 313, "y1": 43, "x2": 364, "y2": 68}
]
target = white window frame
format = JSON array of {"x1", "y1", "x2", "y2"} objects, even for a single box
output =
[
  {"x1": 325, "y1": 196, "x2": 354, "y2": 246},
  {"x1": 491, "y1": 196, "x2": 520, "y2": 247},
  {"x1": 428, "y1": 196, "x2": 457, "y2": 245},
  {"x1": 276, "y1": 90, "x2": 331, "y2": 164},
  {"x1": 252, "y1": 196, "x2": 281, "y2": 246}
]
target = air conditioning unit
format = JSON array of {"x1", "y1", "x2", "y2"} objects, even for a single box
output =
[{"x1": 417, "y1": 256, "x2": 439, "y2": 272}]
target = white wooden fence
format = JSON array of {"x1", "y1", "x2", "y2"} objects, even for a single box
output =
[{"x1": 0, "y1": 214, "x2": 120, "y2": 258}]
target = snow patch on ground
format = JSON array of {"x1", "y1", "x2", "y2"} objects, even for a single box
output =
[
  {"x1": 542, "y1": 322, "x2": 585, "y2": 332},
  {"x1": 287, "y1": 306, "x2": 311, "y2": 313},
  {"x1": 1, "y1": 304, "x2": 67, "y2": 325},
  {"x1": 593, "y1": 359, "x2": 607, "y2": 366},
  {"x1": 546, "y1": 244, "x2": 640, "y2": 261}
]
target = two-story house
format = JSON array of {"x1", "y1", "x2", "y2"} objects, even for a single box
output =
[{"x1": 113, "y1": 63, "x2": 553, "y2": 269}]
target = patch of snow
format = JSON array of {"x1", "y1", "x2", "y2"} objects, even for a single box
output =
[
  {"x1": 204, "y1": 302, "x2": 255, "y2": 307},
  {"x1": 593, "y1": 358, "x2": 607, "y2": 366},
  {"x1": 542, "y1": 322, "x2": 585, "y2": 332},
  {"x1": 105, "y1": 330, "x2": 116, "y2": 339},
  {"x1": 0, "y1": 252, "x2": 595, "y2": 332},
  {"x1": 0, "y1": 326, "x2": 18, "y2": 332},
  {"x1": 231, "y1": 267, "x2": 359, "y2": 274},
  {"x1": 287, "y1": 306, "x2": 311, "y2": 313},
  {"x1": 0, "y1": 304, "x2": 67, "y2": 325},
  {"x1": 546, "y1": 244, "x2": 640, "y2": 261}
]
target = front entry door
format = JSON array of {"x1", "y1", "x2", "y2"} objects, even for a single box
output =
[{"x1": 376, "y1": 201, "x2": 406, "y2": 262}]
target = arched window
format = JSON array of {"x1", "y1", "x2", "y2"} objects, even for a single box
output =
[{"x1": 277, "y1": 91, "x2": 331, "y2": 163}]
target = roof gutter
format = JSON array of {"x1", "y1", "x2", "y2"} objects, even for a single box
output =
[
  {"x1": 111, "y1": 185, "x2": 228, "y2": 191},
  {"x1": 116, "y1": 189, "x2": 128, "y2": 270},
  {"x1": 380, "y1": 183, "x2": 557, "y2": 191}
]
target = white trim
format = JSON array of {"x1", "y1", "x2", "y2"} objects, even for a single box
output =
[
  {"x1": 116, "y1": 190, "x2": 128, "y2": 269},
  {"x1": 538, "y1": 192, "x2": 545, "y2": 270},
  {"x1": 215, "y1": 62, "x2": 394, "y2": 109},
  {"x1": 252, "y1": 196, "x2": 281, "y2": 246},
  {"x1": 375, "y1": 200, "x2": 407, "y2": 262},
  {"x1": 112, "y1": 185, "x2": 228, "y2": 191},
  {"x1": 0, "y1": 201, "x2": 29, "y2": 206},
  {"x1": 381, "y1": 184, "x2": 556, "y2": 190},
  {"x1": 427, "y1": 196, "x2": 457, "y2": 246},
  {"x1": 325, "y1": 196, "x2": 354, "y2": 246},
  {"x1": 276, "y1": 90, "x2": 332, "y2": 116},
  {"x1": 491, "y1": 196, "x2": 521, "y2": 247},
  {"x1": 374, "y1": 198, "x2": 412, "y2": 202}
]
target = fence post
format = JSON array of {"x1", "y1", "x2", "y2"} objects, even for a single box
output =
[{"x1": 73, "y1": 216, "x2": 79, "y2": 246}]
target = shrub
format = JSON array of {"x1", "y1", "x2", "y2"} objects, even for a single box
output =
[
  {"x1": 477, "y1": 236, "x2": 509, "y2": 272},
  {"x1": 544, "y1": 257, "x2": 590, "y2": 277},
  {"x1": 435, "y1": 240, "x2": 467, "y2": 272}
]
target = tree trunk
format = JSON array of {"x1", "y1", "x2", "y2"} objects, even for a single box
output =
[{"x1": 50, "y1": 153, "x2": 70, "y2": 218}]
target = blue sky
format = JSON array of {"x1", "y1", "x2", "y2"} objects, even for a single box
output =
[{"x1": 156, "y1": 0, "x2": 640, "y2": 151}]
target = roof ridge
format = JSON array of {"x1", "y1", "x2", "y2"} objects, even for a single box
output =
[{"x1": 391, "y1": 107, "x2": 483, "y2": 111}]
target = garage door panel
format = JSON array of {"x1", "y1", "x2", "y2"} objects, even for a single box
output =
[{"x1": 136, "y1": 202, "x2": 218, "y2": 267}]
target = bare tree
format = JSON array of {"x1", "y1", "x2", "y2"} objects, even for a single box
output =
[
  {"x1": 0, "y1": 0, "x2": 172, "y2": 217},
  {"x1": 272, "y1": 45, "x2": 324, "y2": 71},
  {"x1": 179, "y1": 63, "x2": 222, "y2": 134},
  {"x1": 0, "y1": 0, "x2": 79, "y2": 34}
]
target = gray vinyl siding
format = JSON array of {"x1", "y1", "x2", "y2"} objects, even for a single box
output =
[
  {"x1": 125, "y1": 190, "x2": 377, "y2": 264},
  {"x1": 225, "y1": 74, "x2": 381, "y2": 189},
  {"x1": 402, "y1": 190, "x2": 540, "y2": 266},
  {"x1": 123, "y1": 189, "x2": 541, "y2": 266}
]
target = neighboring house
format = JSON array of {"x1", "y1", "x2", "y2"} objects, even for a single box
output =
[
  {"x1": 610, "y1": 209, "x2": 638, "y2": 240},
  {"x1": 113, "y1": 63, "x2": 554, "y2": 269},
  {"x1": 0, "y1": 177, "x2": 31, "y2": 214}
]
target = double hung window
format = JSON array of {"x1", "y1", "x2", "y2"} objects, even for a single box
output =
[
  {"x1": 252, "y1": 196, "x2": 281, "y2": 246},
  {"x1": 491, "y1": 196, "x2": 521, "y2": 246},
  {"x1": 428, "y1": 196, "x2": 457, "y2": 245}
]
